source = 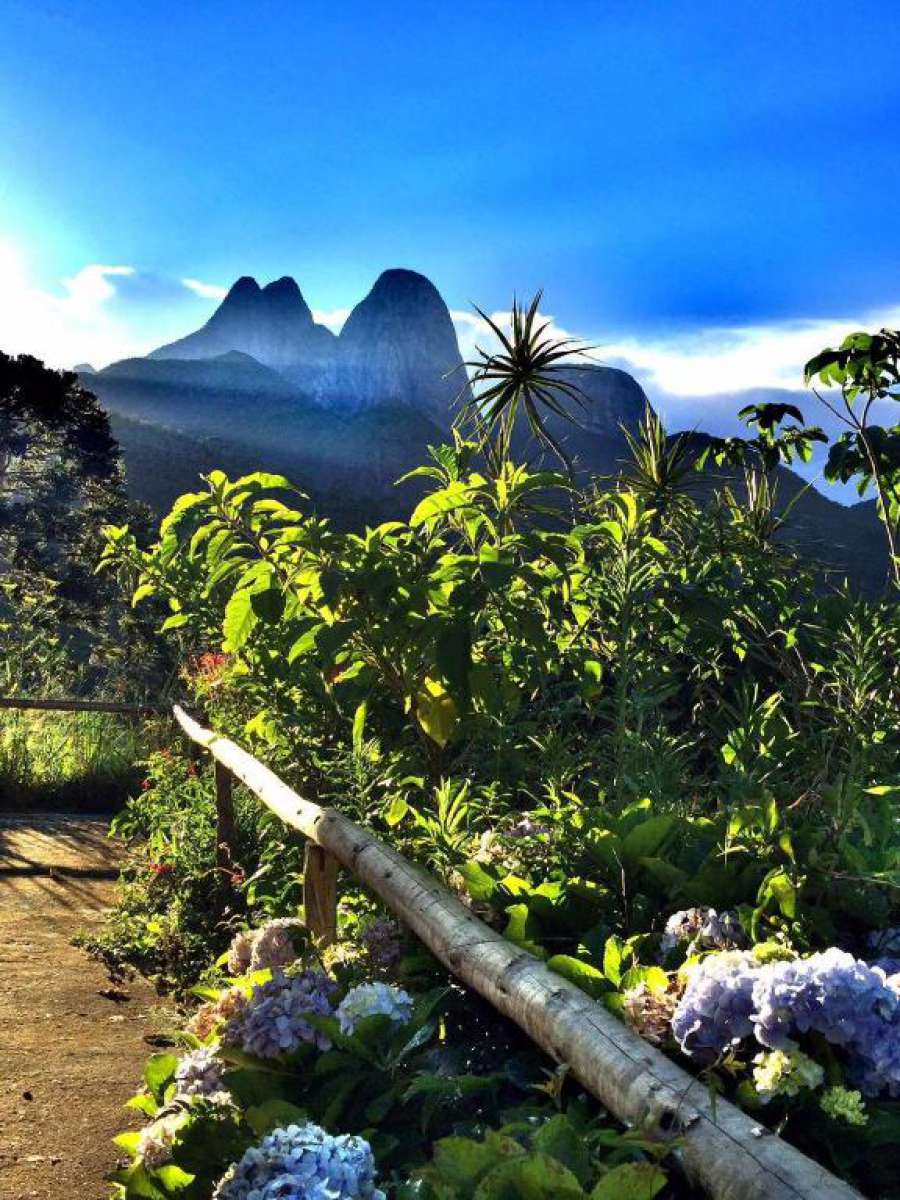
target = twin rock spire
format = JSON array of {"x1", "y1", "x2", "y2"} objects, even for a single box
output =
[{"x1": 148, "y1": 269, "x2": 466, "y2": 420}]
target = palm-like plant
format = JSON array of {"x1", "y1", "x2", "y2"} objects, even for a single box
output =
[
  {"x1": 454, "y1": 291, "x2": 592, "y2": 477},
  {"x1": 619, "y1": 405, "x2": 696, "y2": 526}
]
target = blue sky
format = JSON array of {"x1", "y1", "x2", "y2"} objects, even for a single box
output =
[{"x1": 1, "y1": 0, "x2": 899, "y2": 457}]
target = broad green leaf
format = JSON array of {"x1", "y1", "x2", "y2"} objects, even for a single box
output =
[
  {"x1": 143, "y1": 1052, "x2": 178, "y2": 1103},
  {"x1": 532, "y1": 1115, "x2": 592, "y2": 1184},
  {"x1": 619, "y1": 965, "x2": 669, "y2": 995},
  {"x1": 547, "y1": 955, "x2": 611, "y2": 1000},
  {"x1": 223, "y1": 589, "x2": 258, "y2": 651},
  {"x1": 591, "y1": 1162, "x2": 666, "y2": 1199},
  {"x1": 352, "y1": 700, "x2": 368, "y2": 754},
  {"x1": 410, "y1": 483, "x2": 472, "y2": 528},
  {"x1": 457, "y1": 861, "x2": 498, "y2": 902},
  {"x1": 384, "y1": 795, "x2": 409, "y2": 826},
  {"x1": 416, "y1": 678, "x2": 459, "y2": 748},
  {"x1": 504, "y1": 904, "x2": 546, "y2": 958},
  {"x1": 245, "y1": 1099, "x2": 308, "y2": 1136},
  {"x1": 154, "y1": 1165, "x2": 195, "y2": 1192},
  {"x1": 114, "y1": 1131, "x2": 142, "y2": 1154},
  {"x1": 621, "y1": 816, "x2": 675, "y2": 862},
  {"x1": 473, "y1": 1152, "x2": 584, "y2": 1199}
]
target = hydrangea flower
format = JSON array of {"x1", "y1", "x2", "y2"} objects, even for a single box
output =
[
  {"x1": 506, "y1": 816, "x2": 551, "y2": 839},
  {"x1": 820, "y1": 1086, "x2": 868, "y2": 1126},
  {"x1": 227, "y1": 930, "x2": 255, "y2": 976},
  {"x1": 360, "y1": 918, "x2": 402, "y2": 969},
  {"x1": 622, "y1": 983, "x2": 678, "y2": 1045},
  {"x1": 660, "y1": 907, "x2": 745, "y2": 956},
  {"x1": 671, "y1": 947, "x2": 900, "y2": 1098},
  {"x1": 249, "y1": 918, "x2": 306, "y2": 972},
  {"x1": 174, "y1": 1045, "x2": 225, "y2": 1097},
  {"x1": 227, "y1": 919, "x2": 307, "y2": 976},
  {"x1": 751, "y1": 949, "x2": 899, "y2": 1052},
  {"x1": 868, "y1": 928, "x2": 900, "y2": 958},
  {"x1": 752, "y1": 1048, "x2": 824, "y2": 1102},
  {"x1": 223, "y1": 969, "x2": 336, "y2": 1058},
  {"x1": 136, "y1": 1112, "x2": 185, "y2": 1169},
  {"x1": 336, "y1": 982, "x2": 414, "y2": 1035},
  {"x1": 188, "y1": 986, "x2": 249, "y2": 1041},
  {"x1": 670, "y1": 951, "x2": 759, "y2": 1061},
  {"x1": 213, "y1": 1122, "x2": 385, "y2": 1199}
]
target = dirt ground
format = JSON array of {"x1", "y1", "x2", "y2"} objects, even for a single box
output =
[{"x1": 0, "y1": 815, "x2": 161, "y2": 1200}]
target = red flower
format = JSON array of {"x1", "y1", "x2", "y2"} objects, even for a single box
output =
[
  {"x1": 187, "y1": 763, "x2": 198, "y2": 778},
  {"x1": 230, "y1": 870, "x2": 245, "y2": 886},
  {"x1": 148, "y1": 862, "x2": 173, "y2": 877},
  {"x1": 141, "y1": 779, "x2": 152, "y2": 791}
]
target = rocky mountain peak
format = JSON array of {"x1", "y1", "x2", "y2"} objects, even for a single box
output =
[
  {"x1": 225, "y1": 275, "x2": 261, "y2": 299},
  {"x1": 149, "y1": 274, "x2": 333, "y2": 369},
  {"x1": 333, "y1": 268, "x2": 466, "y2": 422}
]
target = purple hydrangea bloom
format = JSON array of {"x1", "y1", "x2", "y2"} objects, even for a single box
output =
[
  {"x1": 670, "y1": 951, "x2": 759, "y2": 1061},
  {"x1": 213, "y1": 1122, "x2": 385, "y2": 1200},
  {"x1": 249, "y1": 918, "x2": 306, "y2": 973},
  {"x1": 174, "y1": 1045, "x2": 225, "y2": 1096},
  {"x1": 853, "y1": 1016, "x2": 900, "y2": 1097},
  {"x1": 223, "y1": 969, "x2": 336, "y2": 1059}
]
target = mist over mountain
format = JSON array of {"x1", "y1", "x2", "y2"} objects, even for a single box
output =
[{"x1": 79, "y1": 266, "x2": 890, "y2": 589}]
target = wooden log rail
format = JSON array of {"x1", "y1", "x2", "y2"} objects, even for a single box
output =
[
  {"x1": 0, "y1": 697, "x2": 164, "y2": 715},
  {"x1": 171, "y1": 705, "x2": 862, "y2": 1200}
]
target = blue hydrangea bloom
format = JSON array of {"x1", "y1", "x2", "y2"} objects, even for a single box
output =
[
  {"x1": 670, "y1": 951, "x2": 759, "y2": 1061},
  {"x1": 213, "y1": 1122, "x2": 386, "y2": 1200},
  {"x1": 336, "y1": 983, "x2": 414, "y2": 1035},
  {"x1": 223, "y1": 969, "x2": 336, "y2": 1059},
  {"x1": 751, "y1": 949, "x2": 899, "y2": 1052}
]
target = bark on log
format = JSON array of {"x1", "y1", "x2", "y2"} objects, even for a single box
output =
[{"x1": 171, "y1": 705, "x2": 863, "y2": 1200}]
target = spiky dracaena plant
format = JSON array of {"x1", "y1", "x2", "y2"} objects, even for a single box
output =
[
  {"x1": 455, "y1": 291, "x2": 591, "y2": 477},
  {"x1": 619, "y1": 405, "x2": 697, "y2": 531}
]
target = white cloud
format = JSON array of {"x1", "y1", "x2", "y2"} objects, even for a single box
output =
[
  {"x1": 312, "y1": 306, "x2": 352, "y2": 332},
  {"x1": 0, "y1": 243, "x2": 147, "y2": 368},
  {"x1": 451, "y1": 301, "x2": 900, "y2": 411},
  {"x1": 182, "y1": 276, "x2": 227, "y2": 300},
  {"x1": 599, "y1": 307, "x2": 900, "y2": 397}
]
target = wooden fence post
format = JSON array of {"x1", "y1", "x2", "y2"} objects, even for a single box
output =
[
  {"x1": 303, "y1": 843, "x2": 337, "y2": 946},
  {"x1": 214, "y1": 760, "x2": 236, "y2": 869}
]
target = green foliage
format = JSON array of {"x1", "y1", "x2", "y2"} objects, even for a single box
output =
[
  {"x1": 805, "y1": 327, "x2": 900, "y2": 586},
  {"x1": 79, "y1": 744, "x2": 291, "y2": 989},
  {"x1": 0, "y1": 351, "x2": 171, "y2": 692},
  {"x1": 97, "y1": 378, "x2": 900, "y2": 1193}
]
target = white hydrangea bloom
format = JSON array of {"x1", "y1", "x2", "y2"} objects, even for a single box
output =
[{"x1": 335, "y1": 982, "x2": 414, "y2": 1035}]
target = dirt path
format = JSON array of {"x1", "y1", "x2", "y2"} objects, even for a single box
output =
[{"x1": 0, "y1": 815, "x2": 160, "y2": 1200}]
